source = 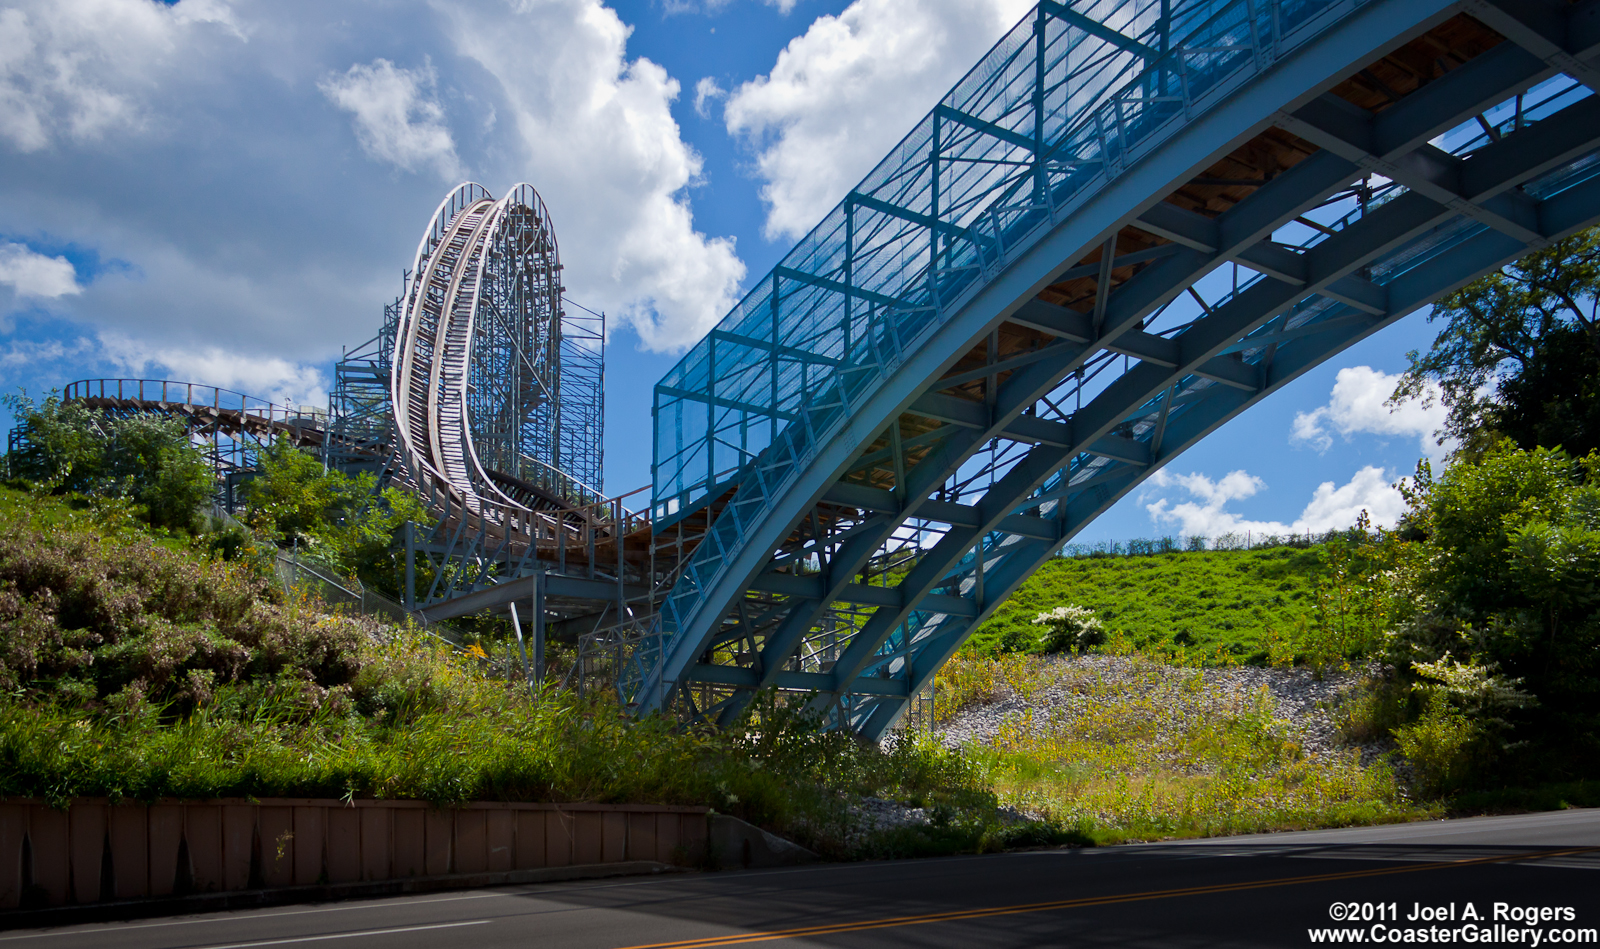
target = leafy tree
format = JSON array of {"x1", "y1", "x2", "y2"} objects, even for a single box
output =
[
  {"x1": 1384, "y1": 443, "x2": 1600, "y2": 780},
  {"x1": 1491, "y1": 324, "x2": 1600, "y2": 457},
  {"x1": 4, "y1": 392, "x2": 213, "y2": 532},
  {"x1": 4, "y1": 393, "x2": 111, "y2": 491},
  {"x1": 1394, "y1": 228, "x2": 1600, "y2": 459},
  {"x1": 103, "y1": 413, "x2": 215, "y2": 532},
  {"x1": 240, "y1": 441, "x2": 363, "y2": 547},
  {"x1": 240, "y1": 441, "x2": 430, "y2": 590},
  {"x1": 1302, "y1": 512, "x2": 1394, "y2": 675}
]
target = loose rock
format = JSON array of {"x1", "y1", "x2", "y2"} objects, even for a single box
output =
[{"x1": 930, "y1": 654, "x2": 1388, "y2": 765}]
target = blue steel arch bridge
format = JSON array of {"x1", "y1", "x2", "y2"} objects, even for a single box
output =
[{"x1": 622, "y1": 0, "x2": 1600, "y2": 739}]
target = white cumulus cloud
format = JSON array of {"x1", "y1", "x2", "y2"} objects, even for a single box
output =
[
  {"x1": 1144, "y1": 465, "x2": 1407, "y2": 538},
  {"x1": 0, "y1": 0, "x2": 750, "y2": 404},
  {"x1": 0, "y1": 242, "x2": 79, "y2": 298},
  {"x1": 320, "y1": 59, "x2": 464, "y2": 181},
  {"x1": 1291, "y1": 365, "x2": 1451, "y2": 461},
  {"x1": 102, "y1": 333, "x2": 328, "y2": 408},
  {"x1": 693, "y1": 76, "x2": 725, "y2": 118},
  {"x1": 436, "y1": 0, "x2": 745, "y2": 351},
  {"x1": 0, "y1": 0, "x2": 240, "y2": 152},
  {"x1": 725, "y1": 0, "x2": 1033, "y2": 240}
]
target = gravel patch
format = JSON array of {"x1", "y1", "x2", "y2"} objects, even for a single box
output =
[
  {"x1": 933, "y1": 655, "x2": 1387, "y2": 765},
  {"x1": 849, "y1": 796, "x2": 930, "y2": 832},
  {"x1": 837, "y1": 798, "x2": 1040, "y2": 844}
]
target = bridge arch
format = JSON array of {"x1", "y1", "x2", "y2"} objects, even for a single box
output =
[{"x1": 627, "y1": 0, "x2": 1600, "y2": 738}]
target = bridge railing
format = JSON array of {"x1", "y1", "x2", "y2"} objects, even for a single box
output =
[
  {"x1": 651, "y1": 0, "x2": 1366, "y2": 524},
  {"x1": 628, "y1": 0, "x2": 1380, "y2": 702}
]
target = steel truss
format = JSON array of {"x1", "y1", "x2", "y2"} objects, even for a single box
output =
[
  {"x1": 631, "y1": 0, "x2": 1600, "y2": 737},
  {"x1": 328, "y1": 298, "x2": 401, "y2": 479}
]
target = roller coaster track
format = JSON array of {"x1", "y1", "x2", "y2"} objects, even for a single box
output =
[
  {"x1": 384, "y1": 184, "x2": 661, "y2": 614},
  {"x1": 630, "y1": 0, "x2": 1600, "y2": 737},
  {"x1": 65, "y1": 381, "x2": 325, "y2": 448},
  {"x1": 393, "y1": 184, "x2": 564, "y2": 528},
  {"x1": 60, "y1": 379, "x2": 325, "y2": 482}
]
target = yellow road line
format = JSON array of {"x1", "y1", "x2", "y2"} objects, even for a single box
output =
[{"x1": 613, "y1": 845, "x2": 1600, "y2": 949}]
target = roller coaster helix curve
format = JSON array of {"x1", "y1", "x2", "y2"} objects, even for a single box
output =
[
  {"x1": 378, "y1": 183, "x2": 678, "y2": 668},
  {"x1": 623, "y1": 0, "x2": 1600, "y2": 738},
  {"x1": 384, "y1": 183, "x2": 614, "y2": 597},
  {"x1": 390, "y1": 183, "x2": 593, "y2": 526}
]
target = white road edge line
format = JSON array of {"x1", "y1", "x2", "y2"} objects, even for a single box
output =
[
  {"x1": 186, "y1": 920, "x2": 491, "y2": 949},
  {"x1": 0, "y1": 893, "x2": 510, "y2": 941}
]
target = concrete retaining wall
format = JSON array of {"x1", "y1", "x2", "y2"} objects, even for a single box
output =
[{"x1": 0, "y1": 799, "x2": 708, "y2": 910}]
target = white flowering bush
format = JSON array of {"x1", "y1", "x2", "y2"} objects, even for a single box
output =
[{"x1": 1030, "y1": 605, "x2": 1107, "y2": 653}]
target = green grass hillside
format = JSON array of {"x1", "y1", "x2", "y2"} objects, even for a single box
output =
[{"x1": 965, "y1": 546, "x2": 1325, "y2": 662}]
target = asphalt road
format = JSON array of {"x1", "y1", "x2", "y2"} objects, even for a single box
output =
[{"x1": 6, "y1": 810, "x2": 1599, "y2": 949}]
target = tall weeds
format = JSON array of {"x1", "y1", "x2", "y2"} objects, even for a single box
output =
[{"x1": 0, "y1": 489, "x2": 1032, "y2": 860}]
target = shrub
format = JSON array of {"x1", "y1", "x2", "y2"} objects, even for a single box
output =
[
  {"x1": 0, "y1": 495, "x2": 365, "y2": 712},
  {"x1": 1394, "y1": 693, "x2": 1479, "y2": 795},
  {"x1": 1391, "y1": 654, "x2": 1537, "y2": 792},
  {"x1": 1384, "y1": 445, "x2": 1600, "y2": 778},
  {"x1": 240, "y1": 441, "x2": 431, "y2": 590},
  {"x1": 0, "y1": 491, "x2": 1028, "y2": 857},
  {"x1": 1031, "y1": 605, "x2": 1106, "y2": 652},
  {"x1": 1333, "y1": 674, "x2": 1411, "y2": 744}
]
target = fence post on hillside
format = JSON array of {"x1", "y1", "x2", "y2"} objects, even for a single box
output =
[
  {"x1": 510, "y1": 603, "x2": 534, "y2": 693},
  {"x1": 532, "y1": 570, "x2": 546, "y2": 686},
  {"x1": 403, "y1": 521, "x2": 416, "y2": 611}
]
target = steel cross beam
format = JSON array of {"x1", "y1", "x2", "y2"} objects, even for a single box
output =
[
  {"x1": 635, "y1": 0, "x2": 1600, "y2": 733},
  {"x1": 843, "y1": 133, "x2": 1600, "y2": 737},
  {"x1": 693, "y1": 150, "x2": 1365, "y2": 724},
  {"x1": 850, "y1": 204, "x2": 1595, "y2": 738}
]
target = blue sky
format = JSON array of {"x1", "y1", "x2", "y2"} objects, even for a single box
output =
[{"x1": 0, "y1": 0, "x2": 1452, "y2": 544}]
